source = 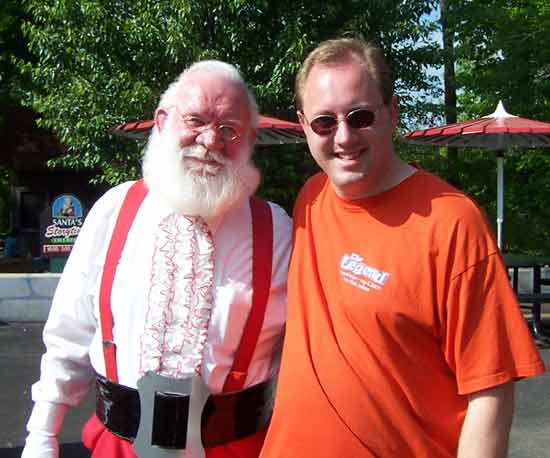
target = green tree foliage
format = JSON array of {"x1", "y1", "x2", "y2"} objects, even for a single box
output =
[
  {"x1": 0, "y1": 1, "x2": 31, "y2": 234},
  {"x1": 441, "y1": 0, "x2": 550, "y2": 254},
  {"x1": 13, "y1": 0, "x2": 549, "y2": 254},
  {"x1": 0, "y1": 0, "x2": 30, "y2": 120},
  {"x1": 17, "y1": 0, "x2": 439, "y2": 211}
]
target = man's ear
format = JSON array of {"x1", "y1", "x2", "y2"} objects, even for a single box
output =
[
  {"x1": 389, "y1": 96, "x2": 400, "y2": 129},
  {"x1": 297, "y1": 110, "x2": 305, "y2": 126},
  {"x1": 248, "y1": 128, "x2": 257, "y2": 147},
  {"x1": 154, "y1": 107, "x2": 169, "y2": 133}
]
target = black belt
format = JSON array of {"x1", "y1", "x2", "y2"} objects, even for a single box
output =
[{"x1": 95, "y1": 373, "x2": 275, "y2": 448}]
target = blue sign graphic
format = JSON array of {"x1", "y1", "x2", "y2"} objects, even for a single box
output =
[{"x1": 51, "y1": 195, "x2": 83, "y2": 218}]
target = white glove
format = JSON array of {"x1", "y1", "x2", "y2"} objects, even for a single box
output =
[
  {"x1": 21, "y1": 431, "x2": 59, "y2": 458},
  {"x1": 21, "y1": 401, "x2": 67, "y2": 458}
]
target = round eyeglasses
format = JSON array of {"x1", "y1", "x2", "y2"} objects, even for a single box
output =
[
  {"x1": 169, "y1": 107, "x2": 243, "y2": 142},
  {"x1": 302, "y1": 107, "x2": 383, "y2": 136}
]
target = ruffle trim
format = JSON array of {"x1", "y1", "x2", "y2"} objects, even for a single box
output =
[{"x1": 139, "y1": 213, "x2": 215, "y2": 378}]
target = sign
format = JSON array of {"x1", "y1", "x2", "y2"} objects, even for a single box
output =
[{"x1": 40, "y1": 194, "x2": 85, "y2": 256}]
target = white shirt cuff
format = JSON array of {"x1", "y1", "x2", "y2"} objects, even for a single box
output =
[
  {"x1": 21, "y1": 431, "x2": 60, "y2": 458},
  {"x1": 26, "y1": 400, "x2": 68, "y2": 435}
]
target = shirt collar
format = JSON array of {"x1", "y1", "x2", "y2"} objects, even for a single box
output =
[{"x1": 148, "y1": 187, "x2": 245, "y2": 235}]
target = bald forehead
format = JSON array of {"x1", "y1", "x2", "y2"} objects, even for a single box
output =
[{"x1": 175, "y1": 71, "x2": 252, "y2": 123}]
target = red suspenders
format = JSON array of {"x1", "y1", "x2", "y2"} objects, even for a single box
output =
[
  {"x1": 98, "y1": 180, "x2": 273, "y2": 392},
  {"x1": 99, "y1": 180, "x2": 148, "y2": 383},
  {"x1": 223, "y1": 195, "x2": 273, "y2": 393}
]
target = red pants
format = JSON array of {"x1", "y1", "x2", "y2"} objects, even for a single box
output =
[{"x1": 82, "y1": 414, "x2": 266, "y2": 458}]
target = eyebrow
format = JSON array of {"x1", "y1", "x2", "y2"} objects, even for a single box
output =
[
  {"x1": 178, "y1": 109, "x2": 245, "y2": 126},
  {"x1": 223, "y1": 118, "x2": 245, "y2": 126}
]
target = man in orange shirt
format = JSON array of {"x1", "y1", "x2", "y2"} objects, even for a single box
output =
[{"x1": 260, "y1": 37, "x2": 546, "y2": 458}]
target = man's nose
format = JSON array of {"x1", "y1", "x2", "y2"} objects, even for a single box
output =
[
  {"x1": 196, "y1": 126, "x2": 225, "y2": 151},
  {"x1": 333, "y1": 119, "x2": 355, "y2": 146}
]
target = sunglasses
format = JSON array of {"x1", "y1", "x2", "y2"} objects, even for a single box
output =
[{"x1": 302, "y1": 107, "x2": 383, "y2": 136}]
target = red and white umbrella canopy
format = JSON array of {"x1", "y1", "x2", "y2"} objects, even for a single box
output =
[
  {"x1": 113, "y1": 114, "x2": 305, "y2": 146},
  {"x1": 403, "y1": 101, "x2": 550, "y2": 150},
  {"x1": 402, "y1": 101, "x2": 550, "y2": 249}
]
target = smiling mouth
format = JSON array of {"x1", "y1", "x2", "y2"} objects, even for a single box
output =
[
  {"x1": 334, "y1": 149, "x2": 364, "y2": 161},
  {"x1": 184, "y1": 156, "x2": 221, "y2": 167}
]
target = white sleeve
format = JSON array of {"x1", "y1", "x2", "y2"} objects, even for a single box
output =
[
  {"x1": 268, "y1": 201, "x2": 292, "y2": 303},
  {"x1": 266, "y1": 201, "x2": 292, "y2": 373},
  {"x1": 21, "y1": 401, "x2": 67, "y2": 458},
  {"x1": 22, "y1": 182, "x2": 133, "y2": 455}
]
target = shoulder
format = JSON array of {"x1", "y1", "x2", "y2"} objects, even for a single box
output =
[
  {"x1": 294, "y1": 172, "x2": 327, "y2": 214},
  {"x1": 266, "y1": 200, "x2": 291, "y2": 227},
  {"x1": 412, "y1": 171, "x2": 499, "y2": 267},
  {"x1": 413, "y1": 170, "x2": 487, "y2": 223},
  {"x1": 85, "y1": 181, "x2": 137, "y2": 222},
  {"x1": 250, "y1": 198, "x2": 292, "y2": 245},
  {"x1": 267, "y1": 201, "x2": 292, "y2": 247},
  {"x1": 90, "y1": 180, "x2": 137, "y2": 209},
  {"x1": 299, "y1": 172, "x2": 327, "y2": 200},
  {"x1": 78, "y1": 181, "x2": 138, "y2": 243},
  {"x1": 62, "y1": 182, "x2": 137, "y2": 271},
  {"x1": 220, "y1": 196, "x2": 291, "y2": 237}
]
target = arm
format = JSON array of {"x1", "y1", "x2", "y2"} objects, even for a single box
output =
[
  {"x1": 21, "y1": 184, "x2": 132, "y2": 458},
  {"x1": 21, "y1": 402, "x2": 68, "y2": 458},
  {"x1": 21, "y1": 239, "x2": 100, "y2": 458},
  {"x1": 21, "y1": 266, "x2": 96, "y2": 458},
  {"x1": 457, "y1": 382, "x2": 515, "y2": 458}
]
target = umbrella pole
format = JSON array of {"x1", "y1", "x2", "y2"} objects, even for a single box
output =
[{"x1": 496, "y1": 151, "x2": 504, "y2": 249}]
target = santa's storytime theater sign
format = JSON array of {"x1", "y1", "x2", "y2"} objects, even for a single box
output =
[{"x1": 41, "y1": 194, "x2": 85, "y2": 255}]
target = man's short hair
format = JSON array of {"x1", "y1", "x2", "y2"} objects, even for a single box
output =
[
  {"x1": 295, "y1": 38, "x2": 394, "y2": 110},
  {"x1": 158, "y1": 60, "x2": 259, "y2": 128}
]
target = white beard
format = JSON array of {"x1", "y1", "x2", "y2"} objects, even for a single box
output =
[{"x1": 142, "y1": 128, "x2": 260, "y2": 220}]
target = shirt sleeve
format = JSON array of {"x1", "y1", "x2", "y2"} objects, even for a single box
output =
[
  {"x1": 254, "y1": 201, "x2": 292, "y2": 378},
  {"x1": 269, "y1": 201, "x2": 292, "y2": 305},
  {"x1": 27, "y1": 183, "x2": 132, "y2": 433},
  {"x1": 443, "y1": 252, "x2": 546, "y2": 394},
  {"x1": 22, "y1": 400, "x2": 67, "y2": 458}
]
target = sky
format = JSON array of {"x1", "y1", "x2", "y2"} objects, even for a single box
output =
[{"x1": 413, "y1": 4, "x2": 445, "y2": 130}]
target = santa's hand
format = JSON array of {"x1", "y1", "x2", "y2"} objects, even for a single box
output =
[
  {"x1": 21, "y1": 401, "x2": 67, "y2": 458},
  {"x1": 21, "y1": 431, "x2": 59, "y2": 458}
]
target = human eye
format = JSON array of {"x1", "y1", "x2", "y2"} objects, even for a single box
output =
[
  {"x1": 347, "y1": 108, "x2": 375, "y2": 129},
  {"x1": 218, "y1": 124, "x2": 239, "y2": 140},
  {"x1": 183, "y1": 115, "x2": 206, "y2": 128},
  {"x1": 309, "y1": 114, "x2": 337, "y2": 135}
]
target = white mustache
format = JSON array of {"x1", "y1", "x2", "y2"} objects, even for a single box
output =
[{"x1": 180, "y1": 144, "x2": 229, "y2": 166}]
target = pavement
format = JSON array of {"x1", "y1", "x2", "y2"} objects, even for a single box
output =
[
  {"x1": 0, "y1": 322, "x2": 94, "y2": 458},
  {"x1": 1, "y1": 322, "x2": 549, "y2": 458}
]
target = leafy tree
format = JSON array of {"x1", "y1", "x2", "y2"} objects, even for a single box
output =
[
  {"x1": 442, "y1": 0, "x2": 550, "y2": 254},
  {"x1": 0, "y1": 1, "x2": 33, "y2": 234},
  {"x1": 17, "y1": 0, "x2": 440, "y2": 211},
  {"x1": 0, "y1": 0, "x2": 30, "y2": 118}
]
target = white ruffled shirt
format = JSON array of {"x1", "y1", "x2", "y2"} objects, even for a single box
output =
[
  {"x1": 140, "y1": 212, "x2": 216, "y2": 379},
  {"x1": 22, "y1": 181, "x2": 292, "y2": 457}
]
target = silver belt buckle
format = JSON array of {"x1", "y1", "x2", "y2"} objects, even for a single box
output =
[{"x1": 133, "y1": 371, "x2": 210, "y2": 458}]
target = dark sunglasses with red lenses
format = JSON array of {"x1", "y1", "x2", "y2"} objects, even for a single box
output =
[{"x1": 304, "y1": 107, "x2": 382, "y2": 136}]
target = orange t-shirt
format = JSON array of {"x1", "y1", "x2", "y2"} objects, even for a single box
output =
[{"x1": 261, "y1": 170, "x2": 545, "y2": 458}]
